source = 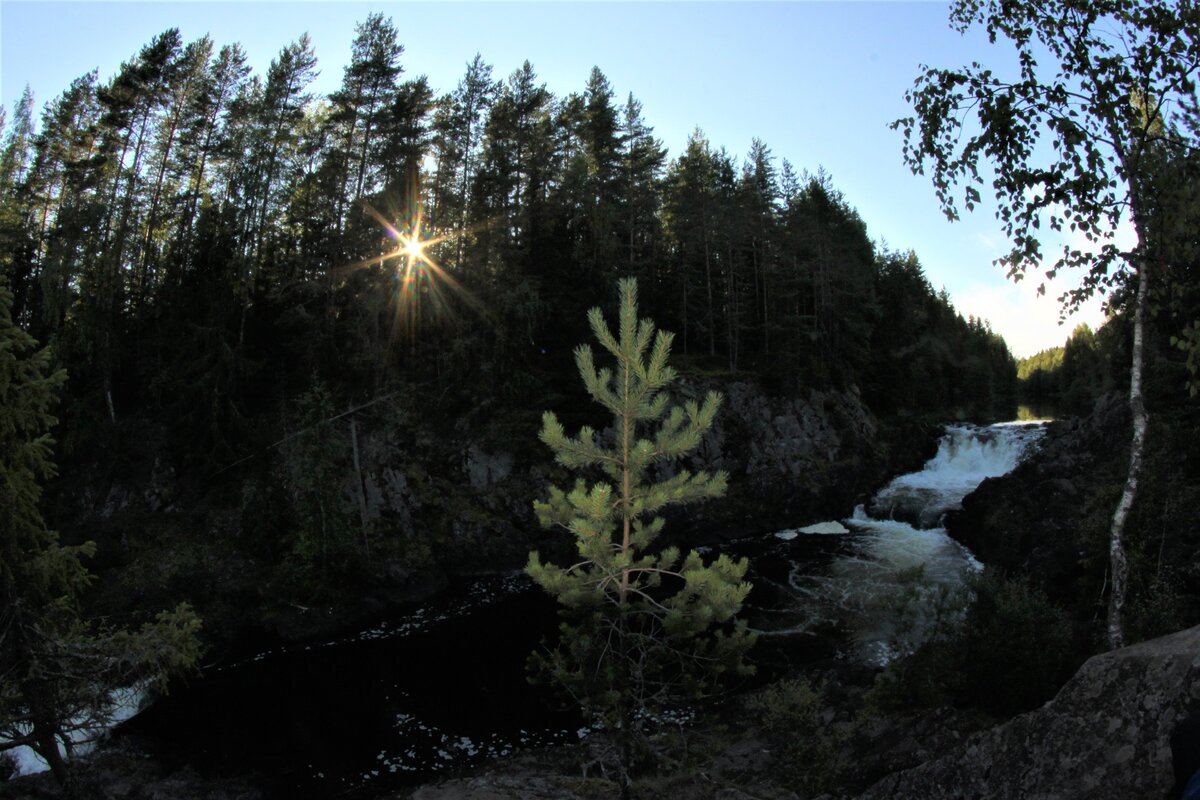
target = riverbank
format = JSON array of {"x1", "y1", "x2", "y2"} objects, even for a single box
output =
[
  {"x1": 6, "y1": 418, "x2": 1027, "y2": 798},
  {"x1": 13, "y1": 622, "x2": 1197, "y2": 800},
  {"x1": 20, "y1": 406, "x2": 1197, "y2": 800}
]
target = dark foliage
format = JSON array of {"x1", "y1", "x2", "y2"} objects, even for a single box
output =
[{"x1": 0, "y1": 21, "x2": 1016, "y2": 605}]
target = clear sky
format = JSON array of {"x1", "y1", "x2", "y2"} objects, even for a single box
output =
[{"x1": 0, "y1": 0, "x2": 1109, "y2": 358}]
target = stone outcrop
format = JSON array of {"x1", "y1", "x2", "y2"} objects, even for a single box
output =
[
  {"x1": 50, "y1": 377, "x2": 939, "y2": 661},
  {"x1": 678, "y1": 381, "x2": 920, "y2": 539},
  {"x1": 946, "y1": 393, "x2": 1200, "y2": 634},
  {"x1": 359, "y1": 380, "x2": 919, "y2": 563},
  {"x1": 860, "y1": 624, "x2": 1200, "y2": 800},
  {"x1": 944, "y1": 395, "x2": 1130, "y2": 604}
]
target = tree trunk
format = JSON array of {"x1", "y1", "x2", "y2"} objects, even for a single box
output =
[
  {"x1": 681, "y1": 267, "x2": 689, "y2": 361},
  {"x1": 353, "y1": 83, "x2": 381, "y2": 200},
  {"x1": 34, "y1": 724, "x2": 71, "y2": 791},
  {"x1": 138, "y1": 105, "x2": 183, "y2": 307},
  {"x1": 618, "y1": 346, "x2": 634, "y2": 800},
  {"x1": 1106, "y1": 257, "x2": 1149, "y2": 649},
  {"x1": 181, "y1": 95, "x2": 226, "y2": 247},
  {"x1": 704, "y1": 228, "x2": 715, "y2": 357},
  {"x1": 25, "y1": 683, "x2": 73, "y2": 794},
  {"x1": 349, "y1": 410, "x2": 371, "y2": 556}
]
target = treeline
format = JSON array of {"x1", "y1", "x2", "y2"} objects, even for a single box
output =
[
  {"x1": 1018, "y1": 286, "x2": 1200, "y2": 418},
  {"x1": 0, "y1": 15, "x2": 1015, "y2": 482},
  {"x1": 1017, "y1": 324, "x2": 1111, "y2": 415}
]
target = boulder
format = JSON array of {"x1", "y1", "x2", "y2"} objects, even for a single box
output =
[
  {"x1": 859, "y1": 624, "x2": 1200, "y2": 799},
  {"x1": 800, "y1": 521, "x2": 850, "y2": 535}
]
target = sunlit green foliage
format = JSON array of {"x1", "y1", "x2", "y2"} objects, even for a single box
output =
[
  {"x1": 527, "y1": 278, "x2": 753, "y2": 795},
  {"x1": 1017, "y1": 324, "x2": 1113, "y2": 414}
]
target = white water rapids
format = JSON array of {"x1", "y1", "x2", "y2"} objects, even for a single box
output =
[{"x1": 757, "y1": 421, "x2": 1047, "y2": 665}]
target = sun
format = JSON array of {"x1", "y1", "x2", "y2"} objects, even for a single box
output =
[
  {"x1": 392, "y1": 214, "x2": 437, "y2": 270},
  {"x1": 360, "y1": 204, "x2": 445, "y2": 279},
  {"x1": 399, "y1": 234, "x2": 427, "y2": 262},
  {"x1": 353, "y1": 202, "x2": 493, "y2": 347}
]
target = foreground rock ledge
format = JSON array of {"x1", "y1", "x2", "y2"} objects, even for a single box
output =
[{"x1": 860, "y1": 624, "x2": 1200, "y2": 800}]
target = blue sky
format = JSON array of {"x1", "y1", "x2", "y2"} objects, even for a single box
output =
[{"x1": 0, "y1": 0, "x2": 1108, "y2": 357}]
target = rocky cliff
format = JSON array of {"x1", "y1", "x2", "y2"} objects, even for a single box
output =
[
  {"x1": 345, "y1": 380, "x2": 925, "y2": 568},
  {"x1": 943, "y1": 399, "x2": 1129, "y2": 609},
  {"x1": 53, "y1": 378, "x2": 935, "y2": 652},
  {"x1": 860, "y1": 624, "x2": 1200, "y2": 799},
  {"x1": 945, "y1": 393, "x2": 1200, "y2": 635}
]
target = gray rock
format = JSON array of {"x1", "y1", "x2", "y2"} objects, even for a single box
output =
[
  {"x1": 859, "y1": 624, "x2": 1200, "y2": 800},
  {"x1": 465, "y1": 445, "x2": 514, "y2": 492},
  {"x1": 799, "y1": 521, "x2": 850, "y2": 535},
  {"x1": 411, "y1": 775, "x2": 588, "y2": 799}
]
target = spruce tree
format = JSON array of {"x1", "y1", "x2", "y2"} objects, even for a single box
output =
[
  {"x1": 0, "y1": 286, "x2": 200, "y2": 791},
  {"x1": 527, "y1": 278, "x2": 753, "y2": 797}
]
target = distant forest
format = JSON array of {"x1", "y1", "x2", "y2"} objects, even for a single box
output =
[{"x1": 0, "y1": 14, "x2": 1018, "y2": 484}]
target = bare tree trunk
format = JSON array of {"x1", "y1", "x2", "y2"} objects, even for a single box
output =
[
  {"x1": 704, "y1": 229, "x2": 715, "y2": 357},
  {"x1": 353, "y1": 84, "x2": 381, "y2": 200},
  {"x1": 756, "y1": 239, "x2": 769, "y2": 357},
  {"x1": 726, "y1": 239, "x2": 738, "y2": 371},
  {"x1": 349, "y1": 410, "x2": 371, "y2": 556},
  {"x1": 139, "y1": 84, "x2": 192, "y2": 301},
  {"x1": 681, "y1": 267, "x2": 689, "y2": 362},
  {"x1": 1107, "y1": 257, "x2": 1149, "y2": 650}
]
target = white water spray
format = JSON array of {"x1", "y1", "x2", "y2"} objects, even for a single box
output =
[
  {"x1": 867, "y1": 423, "x2": 1045, "y2": 528},
  {"x1": 764, "y1": 422, "x2": 1046, "y2": 664}
]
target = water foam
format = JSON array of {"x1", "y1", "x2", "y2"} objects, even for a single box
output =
[
  {"x1": 764, "y1": 421, "x2": 1045, "y2": 664},
  {"x1": 869, "y1": 423, "x2": 1045, "y2": 528}
]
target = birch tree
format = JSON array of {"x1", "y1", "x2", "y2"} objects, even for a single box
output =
[{"x1": 893, "y1": 0, "x2": 1200, "y2": 648}]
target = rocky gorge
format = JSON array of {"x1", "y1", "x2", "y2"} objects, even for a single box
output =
[
  {"x1": 12, "y1": 386, "x2": 1200, "y2": 800},
  {"x1": 50, "y1": 379, "x2": 934, "y2": 652}
]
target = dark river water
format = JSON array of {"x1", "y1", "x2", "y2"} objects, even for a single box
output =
[
  {"x1": 123, "y1": 575, "x2": 579, "y2": 798},
  {"x1": 113, "y1": 421, "x2": 1046, "y2": 798}
]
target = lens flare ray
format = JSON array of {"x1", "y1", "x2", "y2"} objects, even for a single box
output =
[{"x1": 356, "y1": 203, "x2": 491, "y2": 348}]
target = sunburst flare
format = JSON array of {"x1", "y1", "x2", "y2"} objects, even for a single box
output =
[{"x1": 360, "y1": 204, "x2": 489, "y2": 347}]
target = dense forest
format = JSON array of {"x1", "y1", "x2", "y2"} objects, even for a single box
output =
[
  {"x1": 0, "y1": 15, "x2": 1014, "y2": 456},
  {"x1": 0, "y1": 17, "x2": 1017, "y2": 583}
]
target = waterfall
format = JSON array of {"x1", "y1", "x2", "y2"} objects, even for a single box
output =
[
  {"x1": 866, "y1": 423, "x2": 1047, "y2": 528},
  {"x1": 757, "y1": 422, "x2": 1046, "y2": 665}
]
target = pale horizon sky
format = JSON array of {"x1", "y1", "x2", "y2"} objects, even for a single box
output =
[{"x1": 0, "y1": 0, "x2": 1110, "y2": 358}]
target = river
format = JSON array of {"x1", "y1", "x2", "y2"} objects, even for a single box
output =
[
  {"x1": 741, "y1": 421, "x2": 1047, "y2": 665},
  {"x1": 73, "y1": 422, "x2": 1046, "y2": 796}
]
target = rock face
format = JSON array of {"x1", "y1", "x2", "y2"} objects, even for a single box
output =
[
  {"x1": 50, "y1": 377, "x2": 939, "y2": 657},
  {"x1": 945, "y1": 395, "x2": 1130, "y2": 605},
  {"x1": 360, "y1": 379, "x2": 921, "y2": 563},
  {"x1": 680, "y1": 381, "x2": 916, "y2": 538},
  {"x1": 860, "y1": 624, "x2": 1200, "y2": 800},
  {"x1": 946, "y1": 393, "x2": 1200, "y2": 638}
]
